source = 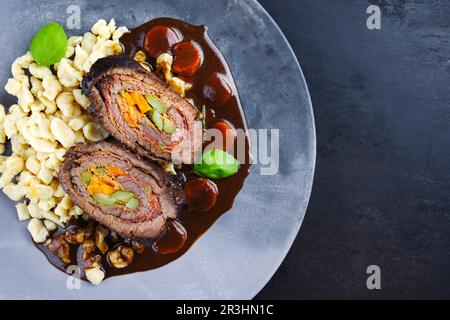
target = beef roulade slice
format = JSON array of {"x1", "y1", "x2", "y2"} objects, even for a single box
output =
[
  {"x1": 59, "y1": 141, "x2": 184, "y2": 239},
  {"x1": 82, "y1": 55, "x2": 202, "y2": 164}
]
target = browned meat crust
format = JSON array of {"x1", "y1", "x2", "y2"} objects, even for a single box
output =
[
  {"x1": 82, "y1": 55, "x2": 202, "y2": 164},
  {"x1": 59, "y1": 141, "x2": 184, "y2": 239}
]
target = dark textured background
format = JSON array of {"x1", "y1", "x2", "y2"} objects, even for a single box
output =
[{"x1": 256, "y1": 0, "x2": 450, "y2": 299}]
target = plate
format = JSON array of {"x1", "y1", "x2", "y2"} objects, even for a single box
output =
[{"x1": 0, "y1": 0, "x2": 315, "y2": 299}]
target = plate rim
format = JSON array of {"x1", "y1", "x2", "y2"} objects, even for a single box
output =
[{"x1": 249, "y1": 0, "x2": 317, "y2": 298}]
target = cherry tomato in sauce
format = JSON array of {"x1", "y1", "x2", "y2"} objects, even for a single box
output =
[
  {"x1": 211, "y1": 120, "x2": 236, "y2": 153},
  {"x1": 144, "y1": 26, "x2": 180, "y2": 59},
  {"x1": 172, "y1": 41, "x2": 202, "y2": 76},
  {"x1": 184, "y1": 178, "x2": 218, "y2": 212},
  {"x1": 202, "y1": 73, "x2": 232, "y2": 107},
  {"x1": 152, "y1": 220, "x2": 187, "y2": 255}
]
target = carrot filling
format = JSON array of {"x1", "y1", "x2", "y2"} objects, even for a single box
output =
[
  {"x1": 119, "y1": 90, "x2": 176, "y2": 134},
  {"x1": 80, "y1": 165, "x2": 140, "y2": 209}
]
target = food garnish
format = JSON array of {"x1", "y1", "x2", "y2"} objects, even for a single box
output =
[
  {"x1": 30, "y1": 22, "x2": 68, "y2": 67},
  {"x1": 193, "y1": 149, "x2": 239, "y2": 179}
]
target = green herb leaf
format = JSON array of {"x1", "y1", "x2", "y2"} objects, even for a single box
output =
[
  {"x1": 193, "y1": 149, "x2": 239, "y2": 179},
  {"x1": 30, "y1": 22, "x2": 68, "y2": 67}
]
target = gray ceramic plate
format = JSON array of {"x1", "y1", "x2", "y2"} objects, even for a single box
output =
[{"x1": 0, "y1": 0, "x2": 315, "y2": 299}]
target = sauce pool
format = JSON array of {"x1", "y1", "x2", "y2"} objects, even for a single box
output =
[{"x1": 37, "y1": 17, "x2": 251, "y2": 279}]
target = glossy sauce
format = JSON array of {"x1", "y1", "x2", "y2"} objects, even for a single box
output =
[
  {"x1": 184, "y1": 178, "x2": 218, "y2": 212},
  {"x1": 36, "y1": 17, "x2": 250, "y2": 279}
]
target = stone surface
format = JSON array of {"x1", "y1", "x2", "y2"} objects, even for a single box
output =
[{"x1": 257, "y1": 0, "x2": 450, "y2": 299}]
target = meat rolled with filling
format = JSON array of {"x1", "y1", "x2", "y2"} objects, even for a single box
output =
[
  {"x1": 59, "y1": 141, "x2": 184, "y2": 239},
  {"x1": 82, "y1": 55, "x2": 202, "y2": 164}
]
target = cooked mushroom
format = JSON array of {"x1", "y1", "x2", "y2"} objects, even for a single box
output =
[
  {"x1": 65, "y1": 221, "x2": 95, "y2": 244},
  {"x1": 108, "y1": 245, "x2": 135, "y2": 268},
  {"x1": 95, "y1": 225, "x2": 110, "y2": 254},
  {"x1": 47, "y1": 234, "x2": 71, "y2": 264},
  {"x1": 82, "y1": 238, "x2": 96, "y2": 254}
]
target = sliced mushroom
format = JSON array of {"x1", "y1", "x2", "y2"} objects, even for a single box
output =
[
  {"x1": 65, "y1": 221, "x2": 95, "y2": 244},
  {"x1": 82, "y1": 238, "x2": 96, "y2": 254},
  {"x1": 108, "y1": 245, "x2": 134, "y2": 268},
  {"x1": 47, "y1": 234, "x2": 71, "y2": 264},
  {"x1": 95, "y1": 225, "x2": 110, "y2": 254},
  {"x1": 65, "y1": 229, "x2": 84, "y2": 244}
]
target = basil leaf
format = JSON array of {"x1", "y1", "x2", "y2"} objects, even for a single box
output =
[
  {"x1": 30, "y1": 22, "x2": 68, "y2": 67},
  {"x1": 193, "y1": 149, "x2": 239, "y2": 179}
]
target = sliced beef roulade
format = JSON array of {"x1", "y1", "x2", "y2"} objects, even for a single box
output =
[
  {"x1": 82, "y1": 55, "x2": 202, "y2": 164},
  {"x1": 59, "y1": 141, "x2": 184, "y2": 239}
]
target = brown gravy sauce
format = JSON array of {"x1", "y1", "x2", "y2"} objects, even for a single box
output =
[{"x1": 36, "y1": 17, "x2": 250, "y2": 279}]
